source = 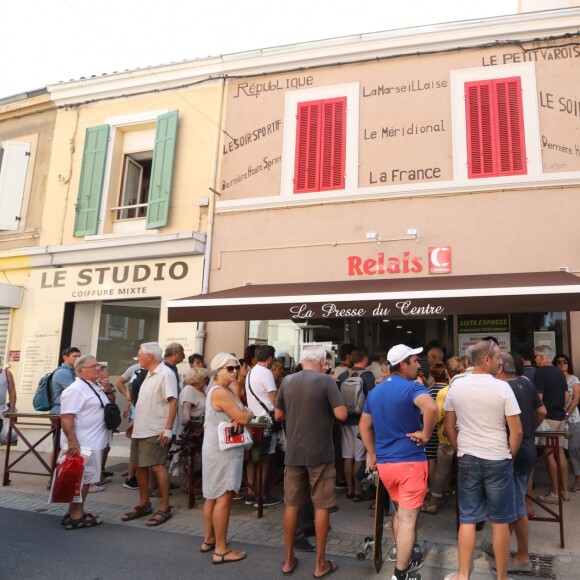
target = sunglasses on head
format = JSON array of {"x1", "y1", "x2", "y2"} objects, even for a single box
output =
[{"x1": 225, "y1": 365, "x2": 241, "y2": 372}]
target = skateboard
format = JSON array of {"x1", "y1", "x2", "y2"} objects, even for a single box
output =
[{"x1": 373, "y1": 474, "x2": 387, "y2": 573}]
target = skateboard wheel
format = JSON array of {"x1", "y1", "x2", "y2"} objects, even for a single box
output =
[
  {"x1": 356, "y1": 552, "x2": 366, "y2": 561},
  {"x1": 364, "y1": 536, "x2": 372, "y2": 543}
]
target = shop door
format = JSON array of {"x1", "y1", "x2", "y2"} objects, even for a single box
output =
[
  {"x1": 359, "y1": 316, "x2": 452, "y2": 354},
  {"x1": 96, "y1": 299, "x2": 160, "y2": 377}
]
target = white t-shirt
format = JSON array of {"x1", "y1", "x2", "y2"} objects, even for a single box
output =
[
  {"x1": 122, "y1": 363, "x2": 141, "y2": 381},
  {"x1": 177, "y1": 385, "x2": 206, "y2": 434},
  {"x1": 60, "y1": 377, "x2": 109, "y2": 451},
  {"x1": 245, "y1": 364, "x2": 276, "y2": 417},
  {"x1": 132, "y1": 362, "x2": 178, "y2": 438},
  {"x1": 444, "y1": 373, "x2": 521, "y2": 460}
]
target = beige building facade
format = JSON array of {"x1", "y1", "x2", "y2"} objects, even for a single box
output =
[
  {"x1": 167, "y1": 8, "x2": 580, "y2": 368},
  {"x1": 0, "y1": 69, "x2": 223, "y2": 409}
]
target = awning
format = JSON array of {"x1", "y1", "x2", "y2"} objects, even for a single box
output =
[
  {"x1": 0, "y1": 283, "x2": 23, "y2": 308},
  {"x1": 167, "y1": 271, "x2": 580, "y2": 322}
]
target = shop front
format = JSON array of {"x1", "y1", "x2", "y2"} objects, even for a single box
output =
[
  {"x1": 16, "y1": 255, "x2": 203, "y2": 406},
  {"x1": 168, "y1": 271, "x2": 580, "y2": 368}
]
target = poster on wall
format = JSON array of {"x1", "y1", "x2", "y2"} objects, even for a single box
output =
[
  {"x1": 533, "y1": 331, "x2": 556, "y2": 353},
  {"x1": 19, "y1": 333, "x2": 60, "y2": 394},
  {"x1": 458, "y1": 333, "x2": 510, "y2": 356},
  {"x1": 457, "y1": 315, "x2": 510, "y2": 355}
]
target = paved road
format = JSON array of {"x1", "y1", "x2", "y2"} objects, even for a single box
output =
[{"x1": 0, "y1": 507, "x2": 366, "y2": 580}]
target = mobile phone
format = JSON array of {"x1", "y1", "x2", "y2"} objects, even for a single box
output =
[{"x1": 225, "y1": 426, "x2": 245, "y2": 445}]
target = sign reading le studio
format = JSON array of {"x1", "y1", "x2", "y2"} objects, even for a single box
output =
[{"x1": 347, "y1": 246, "x2": 451, "y2": 276}]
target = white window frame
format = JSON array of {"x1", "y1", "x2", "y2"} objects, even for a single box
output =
[
  {"x1": 450, "y1": 62, "x2": 542, "y2": 185},
  {"x1": 117, "y1": 152, "x2": 153, "y2": 220},
  {"x1": 280, "y1": 82, "x2": 359, "y2": 198},
  {"x1": 90, "y1": 109, "x2": 167, "y2": 237}
]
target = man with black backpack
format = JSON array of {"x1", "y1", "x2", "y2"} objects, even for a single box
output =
[{"x1": 337, "y1": 347, "x2": 375, "y2": 501}]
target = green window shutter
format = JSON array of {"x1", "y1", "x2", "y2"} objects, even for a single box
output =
[
  {"x1": 73, "y1": 125, "x2": 109, "y2": 236},
  {"x1": 146, "y1": 110, "x2": 178, "y2": 229}
]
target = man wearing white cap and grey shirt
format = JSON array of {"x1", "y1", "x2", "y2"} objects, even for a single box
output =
[{"x1": 359, "y1": 345, "x2": 438, "y2": 580}]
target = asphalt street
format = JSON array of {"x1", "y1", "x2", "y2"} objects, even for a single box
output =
[{"x1": 0, "y1": 507, "x2": 363, "y2": 580}]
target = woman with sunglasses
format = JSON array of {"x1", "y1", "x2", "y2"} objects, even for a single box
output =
[
  {"x1": 553, "y1": 354, "x2": 580, "y2": 492},
  {"x1": 201, "y1": 354, "x2": 254, "y2": 564}
]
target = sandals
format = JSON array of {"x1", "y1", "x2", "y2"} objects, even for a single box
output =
[
  {"x1": 282, "y1": 558, "x2": 299, "y2": 576},
  {"x1": 146, "y1": 508, "x2": 172, "y2": 527},
  {"x1": 421, "y1": 502, "x2": 438, "y2": 515},
  {"x1": 121, "y1": 502, "x2": 153, "y2": 521},
  {"x1": 200, "y1": 542, "x2": 216, "y2": 553},
  {"x1": 313, "y1": 560, "x2": 338, "y2": 579},
  {"x1": 64, "y1": 512, "x2": 102, "y2": 530},
  {"x1": 61, "y1": 512, "x2": 71, "y2": 526},
  {"x1": 212, "y1": 549, "x2": 246, "y2": 565}
]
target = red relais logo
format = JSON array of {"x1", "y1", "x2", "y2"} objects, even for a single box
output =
[{"x1": 428, "y1": 246, "x2": 451, "y2": 274}]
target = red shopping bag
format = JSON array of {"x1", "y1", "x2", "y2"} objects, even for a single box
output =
[{"x1": 51, "y1": 454, "x2": 85, "y2": 503}]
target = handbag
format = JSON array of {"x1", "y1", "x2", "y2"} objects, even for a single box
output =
[
  {"x1": 217, "y1": 421, "x2": 253, "y2": 451},
  {"x1": 247, "y1": 370, "x2": 281, "y2": 433},
  {"x1": 50, "y1": 454, "x2": 85, "y2": 503},
  {"x1": 83, "y1": 380, "x2": 122, "y2": 430}
]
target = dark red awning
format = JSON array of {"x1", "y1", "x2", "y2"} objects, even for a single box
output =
[{"x1": 167, "y1": 271, "x2": 580, "y2": 322}]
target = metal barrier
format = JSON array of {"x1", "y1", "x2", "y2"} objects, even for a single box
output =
[
  {"x1": 245, "y1": 422, "x2": 267, "y2": 518},
  {"x1": 527, "y1": 429, "x2": 572, "y2": 549},
  {"x1": 2, "y1": 413, "x2": 61, "y2": 486}
]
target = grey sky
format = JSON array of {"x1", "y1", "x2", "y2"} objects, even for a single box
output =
[{"x1": 3, "y1": 0, "x2": 518, "y2": 98}]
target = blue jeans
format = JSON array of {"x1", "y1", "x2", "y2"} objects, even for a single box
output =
[{"x1": 458, "y1": 455, "x2": 517, "y2": 524}]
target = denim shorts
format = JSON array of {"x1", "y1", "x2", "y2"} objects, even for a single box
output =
[{"x1": 457, "y1": 455, "x2": 517, "y2": 524}]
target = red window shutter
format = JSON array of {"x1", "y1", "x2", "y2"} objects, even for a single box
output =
[
  {"x1": 294, "y1": 101, "x2": 321, "y2": 193},
  {"x1": 465, "y1": 80, "x2": 497, "y2": 178},
  {"x1": 320, "y1": 97, "x2": 346, "y2": 191},
  {"x1": 294, "y1": 96, "x2": 347, "y2": 194},
  {"x1": 494, "y1": 77, "x2": 527, "y2": 176},
  {"x1": 465, "y1": 77, "x2": 526, "y2": 179}
]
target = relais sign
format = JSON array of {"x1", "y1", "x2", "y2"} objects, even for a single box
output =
[{"x1": 347, "y1": 246, "x2": 451, "y2": 276}]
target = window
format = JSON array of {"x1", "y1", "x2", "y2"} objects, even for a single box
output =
[
  {"x1": 73, "y1": 110, "x2": 178, "y2": 237},
  {"x1": 280, "y1": 82, "x2": 358, "y2": 198},
  {"x1": 294, "y1": 97, "x2": 346, "y2": 193},
  {"x1": 117, "y1": 152, "x2": 153, "y2": 219},
  {"x1": 450, "y1": 63, "x2": 541, "y2": 183},
  {"x1": 0, "y1": 140, "x2": 31, "y2": 230},
  {"x1": 465, "y1": 77, "x2": 526, "y2": 178}
]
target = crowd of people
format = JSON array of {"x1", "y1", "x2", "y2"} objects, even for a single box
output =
[{"x1": 48, "y1": 337, "x2": 580, "y2": 580}]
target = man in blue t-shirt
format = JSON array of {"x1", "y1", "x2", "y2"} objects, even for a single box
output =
[{"x1": 360, "y1": 345, "x2": 438, "y2": 580}]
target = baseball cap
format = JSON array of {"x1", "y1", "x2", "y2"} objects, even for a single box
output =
[{"x1": 387, "y1": 344, "x2": 423, "y2": 366}]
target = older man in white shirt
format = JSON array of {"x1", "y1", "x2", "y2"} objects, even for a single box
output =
[{"x1": 59, "y1": 355, "x2": 109, "y2": 530}]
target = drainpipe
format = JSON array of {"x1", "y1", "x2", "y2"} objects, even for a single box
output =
[{"x1": 195, "y1": 77, "x2": 226, "y2": 356}]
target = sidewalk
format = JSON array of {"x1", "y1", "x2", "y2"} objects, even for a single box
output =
[{"x1": 1, "y1": 439, "x2": 579, "y2": 579}]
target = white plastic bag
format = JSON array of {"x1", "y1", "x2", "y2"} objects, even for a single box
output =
[{"x1": 217, "y1": 421, "x2": 253, "y2": 451}]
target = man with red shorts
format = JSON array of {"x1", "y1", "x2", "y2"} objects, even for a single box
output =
[{"x1": 360, "y1": 345, "x2": 438, "y2": 580}]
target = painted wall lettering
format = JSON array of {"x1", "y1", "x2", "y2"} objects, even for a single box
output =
[
  {"x1": 223, "y1": 120, "x2": 282, "y2": 154},
  {"x1": 539, "y1": 92, "x2": 580, "y2": 118},
  {"x1": 362, "y1": 79, "x2": 448, "y2": 97},
  {"x1": 482, "y1": 46, "x2": 580, "y2": 66},
  {"x1": 379, "y1": 120, "x2": 446, "y2": 138},
  {"x1": 234, "y1": 76, "x2": 313, "y2": 98},
  {"x1": 369, "y1": 167, "x2": 441, "y2": 184},
  {"x1": 222, "y1": 155, "x2": 281, "y2": 190},
  {"x1": 40, "y1": 261, "x2": 189, "y2": 289}
]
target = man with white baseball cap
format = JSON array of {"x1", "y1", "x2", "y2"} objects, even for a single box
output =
[{"x1": 360, "y1": 344, "x2": 438, "y2": 580}]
